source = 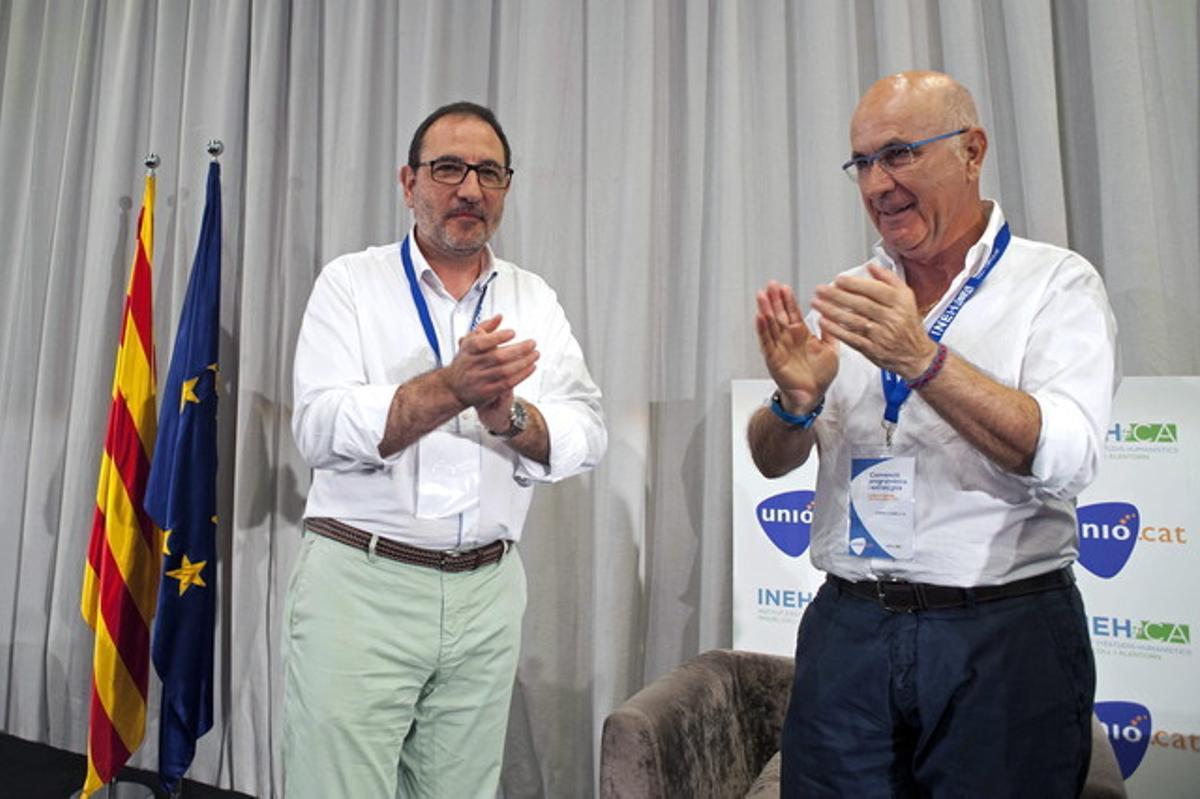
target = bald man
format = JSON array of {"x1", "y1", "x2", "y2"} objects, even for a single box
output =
[{"x1": 748, "y1": 71, "x2": 1118, "y2": 796}]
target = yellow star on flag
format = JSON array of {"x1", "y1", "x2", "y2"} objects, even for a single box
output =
[
  {"x1": 180, "y1": 376, "x2": 201, "y2": 412},
  {"x1": 166, "y1": 555, "x2": 207, "y2": 596},
  {"x1": 162, "y1": 529, "x2": 173, "y2": 555}
]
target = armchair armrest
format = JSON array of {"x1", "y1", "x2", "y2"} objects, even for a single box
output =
[
  {"x1": 1084, "y1": 715, "x2": 1126, "y2": 798},
  {"x1": 600, "y1": 649, "x2": 793, "y2": 798}
]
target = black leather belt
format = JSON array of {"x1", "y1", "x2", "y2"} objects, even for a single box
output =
[
  {"x1": 305, "y1": 517, "x2": 511, "y2": 573},
  {"x1": 830, "y1": 567, "x2": 1074, "y2": 613}
]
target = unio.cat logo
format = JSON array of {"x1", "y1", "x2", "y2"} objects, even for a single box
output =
[
  {"x1": 1077, "y1": 502, "x2": 1140, "y2": 578},
  {"x1": 755, "y1": 490, "x2": 815, "y2": 557},
  {"x1": 1094, "y1": 701, "x2": 1152, "y2": 779}
]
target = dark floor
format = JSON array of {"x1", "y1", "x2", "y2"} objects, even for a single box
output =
[{"x1": 0, "y1": 733, "x2": 255, "y2": 799}]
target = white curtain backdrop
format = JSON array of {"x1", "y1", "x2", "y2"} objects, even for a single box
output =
[{"x1": 1, "y1": 1, "x2": 1196, "y2": 795}]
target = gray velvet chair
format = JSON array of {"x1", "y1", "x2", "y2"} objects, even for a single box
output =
[{"x1": 600, "y1": 649, "x2": 1126, "y2": 798}]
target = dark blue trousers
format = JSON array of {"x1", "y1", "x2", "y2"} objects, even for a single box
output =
[{"x1": 780, "y1": 576, "x2": 1095, "y2": 798}]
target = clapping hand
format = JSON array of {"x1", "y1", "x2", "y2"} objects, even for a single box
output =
[{"x1": 755, "y1": 281, "x2": 838, "y2": 412}]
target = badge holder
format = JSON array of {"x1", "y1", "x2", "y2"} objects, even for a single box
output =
[
  {"x1": 848, "y1": 444, "x2": 916, "y2": 561},
  {"x1": 411, "y1": 409, "x2": 483, "y2": 519}
]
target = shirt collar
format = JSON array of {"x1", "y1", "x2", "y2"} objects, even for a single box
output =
[{"x1": 871, "y1": 200, "x2": 1006, "y2": 280}]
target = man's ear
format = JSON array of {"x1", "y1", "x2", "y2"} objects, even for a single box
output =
[
  {"x1": 963, "y1": 127, "x2": 988, "y2": 181},
  {"x1": 399, "y1": 164, "x2": 416, "y2": 206}
]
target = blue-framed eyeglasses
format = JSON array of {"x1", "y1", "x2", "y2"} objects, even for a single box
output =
[{"x1": 841, "y1": 128, "x2": 969, "y2": 183}]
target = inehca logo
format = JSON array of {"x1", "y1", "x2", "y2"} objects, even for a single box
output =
[
  {"x1": 1107, "y1": 422, "x2": 1178, "y2": 443},
  {"x1": 1094, "y1": 701, "x2": 1152, "y2": 779},
  {"x1": 1091, "y1": 616, "x2": 1192, "y2": 645},
  {"x1": 1077, "y1": 502, "x2": 1140, "y2": 578},
  {"x1": 756, "y1": 490, "x2": 815, "y2": 557}
]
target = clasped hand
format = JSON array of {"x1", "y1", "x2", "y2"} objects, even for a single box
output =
[{"x1": 440, "y1": 314, "x2": 539, "y2": 430}]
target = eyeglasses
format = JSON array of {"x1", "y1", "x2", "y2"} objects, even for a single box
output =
[
  {"x1": 841, "y1": 128, "x2": 969, "y2": 183},
  {"x1": 418, "y1": 157, "x2": 514, "y2": 189}
]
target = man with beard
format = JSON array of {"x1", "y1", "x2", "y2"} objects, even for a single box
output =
[
  {"x1": 285, "y1": 102, "x2": 606, "y2": 798},
  {"x1": 748, "y1": 72, "x2": 1117, "y2": 796}
]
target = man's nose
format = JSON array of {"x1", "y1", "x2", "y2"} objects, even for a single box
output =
[
  {"x1": 858, "y1": 160, "x2": 896, "y2": 197},
  {"x1": 456, "y1": 169, "x2": 484, "y2": 200}
]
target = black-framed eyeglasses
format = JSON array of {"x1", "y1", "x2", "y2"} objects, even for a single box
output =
[
  {"x1": 418, "y1": 157, "x2": 514, "y2": 189},
  {"x1": 841, "y1": 128, "x2": 969, "y2": 183}
]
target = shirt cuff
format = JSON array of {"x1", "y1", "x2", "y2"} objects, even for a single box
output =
[
  {"x1": 512, "y1": 403, "x2": 594, "y2": 484},
  {"x1": 1030, "y1": 390, "x2": 1098, "y2": 498},
  {"x1": 335, "y1": 384, "x2": 401, "y2": 467}
]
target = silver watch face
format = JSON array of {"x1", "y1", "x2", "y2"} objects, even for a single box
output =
[{"x1": 509, "y1": 400, "x2": 529, "y2": 432}]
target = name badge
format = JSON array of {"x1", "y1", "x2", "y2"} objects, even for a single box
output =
[
  {"x1": 411, "y1": 410, "x2": 483, "y2": 519},
  {"x1": 848, "y1": 450, "x2": 916, "y2": 560}
]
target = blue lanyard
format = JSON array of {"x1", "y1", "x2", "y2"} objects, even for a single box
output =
[
  {"x1": 880, "y1": 222, "x2": 1011, "y2": 430},
  {"x1": 400, "y1": 234, "x2": 491, "y2": 367}
]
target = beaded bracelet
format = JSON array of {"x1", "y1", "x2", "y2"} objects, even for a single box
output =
[{"x1": 906, "y1": 342, "x2": 948, "y2": 390}]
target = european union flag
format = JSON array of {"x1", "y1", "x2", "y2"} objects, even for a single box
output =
[{"x1": 144, "y1": 160, "x2": 220, "y2": 793}]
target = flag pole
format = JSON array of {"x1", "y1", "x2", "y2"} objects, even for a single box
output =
[
  {"x1": 145, "y1": 137, "x2": 224, "y2": 798},
  {"x1": 95, "y1": 151, "x2": 158, "y2": 799},
  {"x1": 76, "y1": 152, "x2": 162, "y2": 799}
]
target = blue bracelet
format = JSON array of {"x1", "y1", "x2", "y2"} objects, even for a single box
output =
[{"x1": 769, "y1": 391, "x2": 823, "y2": 429}]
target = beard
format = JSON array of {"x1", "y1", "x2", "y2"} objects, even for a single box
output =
[{"x1": 413, "y1": 198, "x2": 498, "y2": 260}]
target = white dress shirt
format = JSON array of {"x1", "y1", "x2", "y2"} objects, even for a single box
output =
[
  {"x1": 809, "y1": 202, "x2": 1119, "y2": 586},
  {"x1": 293, "y1": 229, "x2": 606, "y2": 550}
]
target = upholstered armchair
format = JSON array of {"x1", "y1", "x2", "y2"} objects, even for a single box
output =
[{"x1": 600, "y1": 649, "x2": 1126, "y2": 798}]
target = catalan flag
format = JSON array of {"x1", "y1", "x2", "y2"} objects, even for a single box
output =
[
  {"x1": 145, "y1": 160, "x2": 221, "y2": 792},
  {"x1": 81, "y1": 173, "x2": 159, "y2": 796}
]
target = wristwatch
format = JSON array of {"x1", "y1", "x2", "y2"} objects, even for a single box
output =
[
  {"x1": 769, "y1": 390, "x2": 823, "y2": 429},
  {"x1": 488, "y1": 399, "x2": 529, "y2": 439}
]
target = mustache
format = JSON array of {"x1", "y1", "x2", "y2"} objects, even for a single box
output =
[{"x1": 445, "y1": 205, "x2": 485, "y2": 220}]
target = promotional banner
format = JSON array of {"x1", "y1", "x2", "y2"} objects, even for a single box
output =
[
  {"x1": 1076, "y1": 377, "x2": 1200, "y2": 795},
  {"x1": 731, "y1": 379, "x2": 822, "y2": 657},
  {"x1": 731, "y1": 376, "x2": 1200, "y2": 795}
]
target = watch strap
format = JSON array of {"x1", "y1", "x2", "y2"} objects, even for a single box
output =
[{"x1": 769, "y1": 391, "x2": 823, "y2": 429}]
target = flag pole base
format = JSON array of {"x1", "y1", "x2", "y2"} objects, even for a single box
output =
[{"x1": 71, "y1": 779, "x2": 156, "y2": 798}]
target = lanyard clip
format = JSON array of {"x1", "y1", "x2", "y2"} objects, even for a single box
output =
[{"x1": 882, "y1": 420, "x2": 896, "y2": 448}]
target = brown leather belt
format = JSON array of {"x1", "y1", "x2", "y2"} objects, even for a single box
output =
[
  {"x1": 830, "y1": 567, "x2": 1074, "y2": 613},
  {"x1": 304, "y1": 517, "x2": 511, "y2": 573}
]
